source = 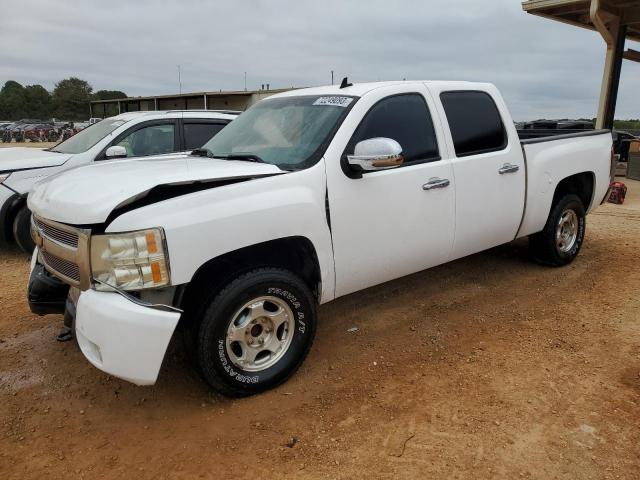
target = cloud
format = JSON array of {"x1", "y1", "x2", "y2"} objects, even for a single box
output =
[{"x1": 0, "y1": 0, "x2": 637, "y2": 119}]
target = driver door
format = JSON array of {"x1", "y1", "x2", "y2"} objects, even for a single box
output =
[{"x1": 326, "y1": 86, "x2": 456, "y2": 297}]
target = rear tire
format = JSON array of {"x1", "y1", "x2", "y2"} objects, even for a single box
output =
[
  {"x1": 13, "y1": 206, "x2": 35, "y2": 254},
  {"x1": 188, "y1": 268, "x2": 317, "y2": 397},
  {"x1": 529, "y1": 194, "x2": 585, "y2": 266}
]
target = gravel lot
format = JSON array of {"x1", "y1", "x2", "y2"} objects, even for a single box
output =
[{"x1": 1, "y1": 175, "x2": 639, "y2": 479}]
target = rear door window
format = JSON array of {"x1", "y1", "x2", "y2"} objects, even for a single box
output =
[
  {"x1": 440, "y1": 91, "x2": 507, "y2": 157},
  {"x1": 183, "y1": 122, "x2": 227, "y2": 150}
]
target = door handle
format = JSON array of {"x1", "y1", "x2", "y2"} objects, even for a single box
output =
[
  {"x1": 499, "y1": 163, "x2": 520, "y2": 174},
  {"x1": 422, "y1": 177, "x2": 450, "y2": 190}
]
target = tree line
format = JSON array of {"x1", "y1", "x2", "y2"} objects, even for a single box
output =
[{"x1": 0, "y1": 78, "x2": 126, "y2": 122}]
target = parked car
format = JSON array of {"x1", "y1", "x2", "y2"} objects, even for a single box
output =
[
  {"x1": 0, "y1": 110, "x2": 237, "y2": 252},
  {"x1": 23, "y1": 123, "x2": 55, "y2": 142},
  {"x1": 26, "y1": 81, "x2": 613, "y2": 396}
]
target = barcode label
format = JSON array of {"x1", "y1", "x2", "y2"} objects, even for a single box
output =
[{"x1": 312, "y1": 96, "x2": 354, "y2": 107}]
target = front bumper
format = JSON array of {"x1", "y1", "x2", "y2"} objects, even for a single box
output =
[{"x1": 75, "y1": 289, "x2": 181, "y2": 385}]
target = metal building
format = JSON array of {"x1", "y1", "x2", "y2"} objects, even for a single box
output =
[
  {"x1": 522, "y1": 0, "x2": 640, "y2": 129},
  {"x1": 89, "y1": 88, "x2": 294, "y2": 118}
]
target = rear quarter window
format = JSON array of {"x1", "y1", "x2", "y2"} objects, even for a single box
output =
[
  {"x1": 184, "y1": 122, "x2": 227, "y2": 150},
  {"x1": 440, "y1": 91, "x2": 507, "y2": 157}
]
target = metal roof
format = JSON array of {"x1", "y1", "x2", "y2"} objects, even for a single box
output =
[
  {"x1": 522, "y1": 0, "x2": 640, "y2": 42},
  {"x1": 90, "y1": 88, "x2": 293, "y2": 105}
]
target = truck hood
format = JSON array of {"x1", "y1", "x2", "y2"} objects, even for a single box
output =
[
  {"x1": 28, "y1": 153, "x2": 285, "y2": 224},
  {"x1": 0, "y1": 147, "x2": 71, "y2": 172}
]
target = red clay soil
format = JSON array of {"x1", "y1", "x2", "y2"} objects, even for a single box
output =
[{"x1": 1, "y1": 181, "x2": 639, "y2": 479}]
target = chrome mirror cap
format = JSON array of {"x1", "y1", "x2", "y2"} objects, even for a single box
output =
[{"x1": 347, "y1": 137, "x2": 404, "y2": 172}]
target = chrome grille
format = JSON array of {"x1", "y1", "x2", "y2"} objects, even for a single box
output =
[
  {"x1": 34, "y1": 217, "x2": 79, "y2": 248},
  {"x1": 40, "y1": 251, "x2": 80, "y2": 282},
  {"x1": 32, "y1": 214, "x2": 90, "y2": 289}
]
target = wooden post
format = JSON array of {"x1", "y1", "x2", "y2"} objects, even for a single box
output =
[{"x1": 596, "y1": 22, "x2": 626, "y2": 129}]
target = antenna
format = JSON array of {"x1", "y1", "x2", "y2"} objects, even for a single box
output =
[
  {"x1": 244, "y1": 72, "x2": 247, "y2": 91},
  {"x1": 177, "y1": 65, "x2": 182, "y2": 94},
  {"x1": 331, "y1": 70, "x2": 334, "y2": 85},
  {"x1": 339, "y1": 77, "x2": 353, "y2": 89}
]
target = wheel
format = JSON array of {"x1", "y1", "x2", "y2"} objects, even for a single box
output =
[
  {"x1": 13, "y1": 206, "x2": 35, "y2": 254},
  {"x1": 529, "y1": 194, "x2": 585, "y2": 267},
  {"x1": 190, "y1": 268, "x2": 317, "y2": 397}
]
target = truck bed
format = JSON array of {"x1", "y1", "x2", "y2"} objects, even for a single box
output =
[{"x1": 516, "y1": 129, "x2": 612, "y2": 240}]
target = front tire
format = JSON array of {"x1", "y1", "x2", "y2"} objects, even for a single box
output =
[
  {"x1": 192, "y1": 268, "x2": 317, "y2": 397},
  {"x1": 13, "y1": 206, "x2": 35, "y2": 254},
  {"x1": 529, "y1": 194, "x2": 585, "y2": 266}
]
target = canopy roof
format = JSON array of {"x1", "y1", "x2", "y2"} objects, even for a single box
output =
[{"x1": 522, "y1": 0, "x2": 640, "y2": 43}]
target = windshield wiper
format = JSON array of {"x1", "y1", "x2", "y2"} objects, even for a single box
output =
[
  {"x1": 215, "y1": 153, "x2": 266, "y2": 164},
  {"x1": 191, "y1": 149, "x2": 267, "y2": 164},
  {"x1": 190, "y1": 148, "x2": 214, "y2": 158}
]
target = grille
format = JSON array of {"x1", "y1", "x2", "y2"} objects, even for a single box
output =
[
  {"x1": 41, "y1": 251, "x2": 80, "y2": 282},
  {"x1": 34, "y1": 217, "x2": 79, "y2": 248}
]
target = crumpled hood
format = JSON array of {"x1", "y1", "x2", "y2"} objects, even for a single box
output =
[
  {"x1": 28, "y1": 153, "x2": 285, "y2": 224},
  {"x1": 0, "y1": 147, "x2": 71, "y2": 172}
]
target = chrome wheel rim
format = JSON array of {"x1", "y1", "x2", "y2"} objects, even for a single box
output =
[
  {"x1": 225, "y1": 296, "x2": 294, "y2": 372},
  {"x1": 556, "y1": 209, "x2": 579, "y2": 253}
]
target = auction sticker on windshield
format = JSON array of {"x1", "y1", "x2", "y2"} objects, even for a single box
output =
[{"x1": 313, "y1": 96, "x2": 354, "y2": 107}]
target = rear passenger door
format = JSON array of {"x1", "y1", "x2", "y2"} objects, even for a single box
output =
[
  {"x1": 181, "y1": 119, "x2": 229, "y2": 150},
  {"x1": 436, "y1": 88, "x2": 525, "y2": 260}
]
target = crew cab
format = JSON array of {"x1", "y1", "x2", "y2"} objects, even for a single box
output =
[
  {"x1": 0, "y1": 110, "x2": 237, "y2": 252},
  {"x1": 26, "y1": 81, "x2": 614, "y2": 397}
]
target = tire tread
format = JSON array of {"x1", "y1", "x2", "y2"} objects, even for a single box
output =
[{"x1": 191, "y1": 267, "x2": 316, "y2": 397}]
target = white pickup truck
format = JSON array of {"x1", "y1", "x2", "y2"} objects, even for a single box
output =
[
  {"x1": 0, "y1": 110, "x2": 236, "y2": 253},
  {"x1": 27, "y1": 81, "x2": 614, "y2": 396}
]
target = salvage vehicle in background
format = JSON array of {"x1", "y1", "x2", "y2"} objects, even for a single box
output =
[
  {"x1": 0, "y1": 110, "x2": 237, "y2": 253},
  {"x1": 27, "y1": 81, "x2": 614, "y2": 397},
  {"x1": 22, "y1": 123, "x2": 56, "y2": 142}
]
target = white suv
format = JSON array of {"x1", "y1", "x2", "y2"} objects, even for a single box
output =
[{"x1": 0, "y1": 110, "x2": 237, "y2": 252}]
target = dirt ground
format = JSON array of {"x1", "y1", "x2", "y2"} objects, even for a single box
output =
[{"x1": 1, "y1": 181, "x2": 639, "y2": 480}]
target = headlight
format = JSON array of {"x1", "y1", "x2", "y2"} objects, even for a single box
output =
[
  {"x1": 90, "y1": 228, "x2": 170, "y2": 291},
  {"x1": 0, "y1": 172, "x2": 11, "y2": 184}
]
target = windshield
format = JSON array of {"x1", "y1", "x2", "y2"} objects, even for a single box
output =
[
  {"x1": 50, "y1": 119, "x2": 125, "y2": 154},
  {"x1": 201, "y1": 95, "x2": 357, "y2": 169}
]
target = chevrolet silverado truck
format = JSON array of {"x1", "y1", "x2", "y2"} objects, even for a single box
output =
[
  {"x1": 0, "y1": 110, "x2": 237, "y2": 253},
  {"x1": 26, "y1": 81, "x2": 614, "y2": 397}
]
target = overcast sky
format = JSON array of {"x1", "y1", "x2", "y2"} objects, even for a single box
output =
[{"x1": 1, "y1": 0, "x2": 638, "y2": 120}]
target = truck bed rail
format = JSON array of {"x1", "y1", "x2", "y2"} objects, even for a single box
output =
[{"x1": 518, "y1": 129, "x2": 611, "y2": 144}]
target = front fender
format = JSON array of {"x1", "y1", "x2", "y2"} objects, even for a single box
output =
[{"x1": 106, "y1": 161, "x2": 336, "y2": 303}]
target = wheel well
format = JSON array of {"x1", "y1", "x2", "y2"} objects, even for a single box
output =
[
  {"x1": 1, "y1": 194, "x2": 26, "y2": 244},
  {"x1": 553, "y1": 172, "x2": 594, "y2": 210},
  {"x1": 178, "y1": 236, "x2": 322, "y2": 319}
]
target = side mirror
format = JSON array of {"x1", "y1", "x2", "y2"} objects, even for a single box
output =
[
  {"x1": 347, "y1": 137, "x2": 404, "y2": 172},
  {"x1": 105, "y1": 145, "x2": 127, "y2": 159}
]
